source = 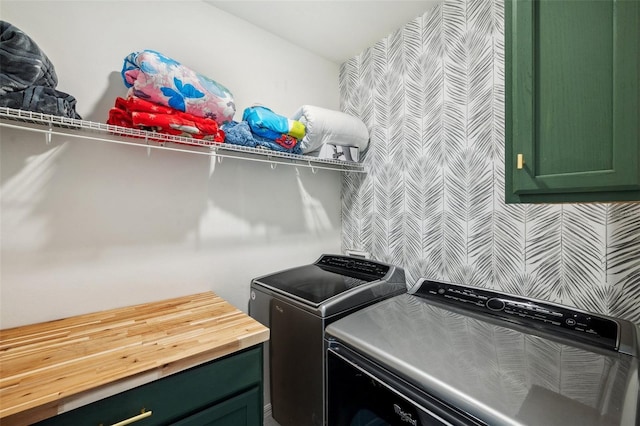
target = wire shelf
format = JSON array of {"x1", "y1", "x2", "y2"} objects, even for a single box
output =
[{"x1": 0, "y1": 107, "x2": 366, "y2": 173}]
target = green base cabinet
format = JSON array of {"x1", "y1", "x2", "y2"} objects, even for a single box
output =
[
  {"x1": 505, "y1": 0, "x2": 639, "y2": 203},
  {"x1": 172, "y1": 387, "x2": 261, "y2": 426},
  {"x1": 34, "y1": 346, "x2": 264, "y2": 426}
]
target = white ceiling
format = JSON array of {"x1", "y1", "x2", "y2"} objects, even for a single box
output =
[{"x1": 205, "y1": 1, "x2": 440, "y2": 64}]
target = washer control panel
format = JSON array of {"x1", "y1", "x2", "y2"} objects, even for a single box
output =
[
  {"x1": 318, "y1": 255, "x2": 390, "y2": 278},
  {"x1": 414, "y1": 280, "x2": 619, "y2": 351}
]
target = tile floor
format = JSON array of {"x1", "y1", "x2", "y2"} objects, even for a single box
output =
[{"x1": 264, "y1": 414, "x2": 281, "y2": 426}]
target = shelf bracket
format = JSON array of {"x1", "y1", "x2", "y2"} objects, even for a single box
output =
[
  {"x1": 267, "y1": 155, "x2": 277, "y2": 170},
  {"x1": 46, "y1": 122, "x2": 52, "y2": 145},
  {"x1": 145, "y1": 134, "x2": 150, "y2": 157}
]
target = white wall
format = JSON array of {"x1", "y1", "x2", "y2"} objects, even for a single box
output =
[{"x1": 0, "y1": 1, "x2": 343, "y2": 328}]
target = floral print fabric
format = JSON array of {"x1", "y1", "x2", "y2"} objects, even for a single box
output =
[{"x1": 121, "y1": 50, "x2": 235, "y2": 125}]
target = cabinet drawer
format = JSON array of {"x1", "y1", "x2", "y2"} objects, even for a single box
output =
[
  {"x1": 34, "y1": 346, "x2": 263, "y2": 426},
  {"x1": 172, "y1": 386, "x2": 261, "y2": 426}
]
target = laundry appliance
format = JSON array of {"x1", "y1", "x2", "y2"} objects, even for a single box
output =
[
  {"x1": 249, "y1": 254, "x2": 406, "y2": 426},
  {"x1": 327, "y1": 279, "x2": 640, "y2": 425}
]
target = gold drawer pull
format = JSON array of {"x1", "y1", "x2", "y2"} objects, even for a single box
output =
[
  {"x1": 517, "y1": 154, "x2": 524, "y2": 170},
  {"x1": 110, "y1": 409, "x2": 152, "y2": 426}
]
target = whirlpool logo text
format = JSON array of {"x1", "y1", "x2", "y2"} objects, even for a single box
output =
[{"x1": 393, "y1": 403, "x2": 418, "y2": 426}]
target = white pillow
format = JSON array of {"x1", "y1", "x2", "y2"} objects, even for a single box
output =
[{"x1": 292, "y1": 105, "x2": 369, "y2": 154}]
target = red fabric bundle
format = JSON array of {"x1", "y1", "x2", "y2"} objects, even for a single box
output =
[
  {"x1": 107, "y1": 96, "x2": 225, "y2": 145},
  {"x1": 272, "y1": 134, "x2": 298, "y2": 150}
]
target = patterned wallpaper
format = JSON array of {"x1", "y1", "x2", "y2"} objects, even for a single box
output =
[{"x1": 339, "y1": 0, "x2": 640, "y2": 323}]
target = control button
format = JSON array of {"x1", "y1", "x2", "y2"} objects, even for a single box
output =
[
  {"x1": 565, "y1": 318, "x2": 576, "y2": 326},
  {"x1": 347, "y1": 260, "x2": 355, "y2": 268},
  {"x1": 437, "y1": 288, "x2": 446, "y2": 295},
  {"x1": 486, "y1": 298, "x2": 505, "y2": 311},
  {"x1": 574, "y1": 314, "x2": 590, "y2": 324}
]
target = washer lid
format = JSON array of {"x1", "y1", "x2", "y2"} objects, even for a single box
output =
[
  {"x1": 327, "y1": 294, "x2": 639, "y2": 426},
  {"x1": 253, "y1": 261, "x2": 381, "y2": 305}
]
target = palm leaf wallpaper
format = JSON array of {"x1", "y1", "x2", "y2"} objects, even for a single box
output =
[{"x1": 340, "y1": 0, "x2": 640, "y2": 323}]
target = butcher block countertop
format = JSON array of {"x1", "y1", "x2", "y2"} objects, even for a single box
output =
[{"x1": 0, "y1": 292, "x2": 269, "y2": 424}]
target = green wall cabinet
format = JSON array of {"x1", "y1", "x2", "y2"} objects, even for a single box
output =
[
  {"x1": 33, "y1": 346, "x2": 264, "y2": 426},
  {"x1": 505, "y1": 0, "x2": 639, "y2": 203}
]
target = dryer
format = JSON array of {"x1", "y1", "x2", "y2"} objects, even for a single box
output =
[{"x1": 249, "y1": 254, "x2": 406, "y2": 426}]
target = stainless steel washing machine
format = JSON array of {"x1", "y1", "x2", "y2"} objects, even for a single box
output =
[
  {"x1": 326, "y1": 279, "x2": 640, "y2": 425},
  {"x1": 249, "y1": 254, "x2": 406, "y2": 426}
]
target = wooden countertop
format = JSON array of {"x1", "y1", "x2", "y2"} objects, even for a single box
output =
[{"x1": 0, "y1": 292, "x2": 269, "y2": 424}]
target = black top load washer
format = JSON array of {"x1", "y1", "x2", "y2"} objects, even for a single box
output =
[
  {"x1": 249, "y1": 254, "x2": 406, "y2": 426},
  {"x1": 326, "y1": 279, "x2": 640, "y2": 426}
]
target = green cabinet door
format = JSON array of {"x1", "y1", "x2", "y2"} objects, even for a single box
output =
[
  {"x1": 505, "y1": 0, "x2": 639, "y2": 203},
  {"x1": 172, "y1": 386, "x2": 261, "y2": 426}
]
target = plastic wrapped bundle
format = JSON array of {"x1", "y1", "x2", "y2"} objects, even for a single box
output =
[
  {"x1": 121, "y1": 50, "x2": 235, "y2": 125},
  {"x1": 292, "y1": 105, "x2": 369, "y2": 156},
  {"x1": 242, "y1": 105, "x2": 305, "y2": 140}
]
